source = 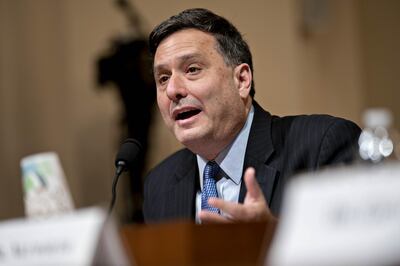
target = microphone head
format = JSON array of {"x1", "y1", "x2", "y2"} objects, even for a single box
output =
[{"x1": 115, "y1": 138, "x2": 142, "y2": 170}]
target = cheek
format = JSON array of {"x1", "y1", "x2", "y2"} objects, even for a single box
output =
[
  {"x1": 157, "y1": 95, "x2": 170, "y2": 117},
  {"x1": 212, "y1": 79, "x2": 237, "y2": 104}
]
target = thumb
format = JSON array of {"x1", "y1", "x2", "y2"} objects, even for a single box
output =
[{"x1": 244, "y1": 167, "x2": 263, "y2": 200}]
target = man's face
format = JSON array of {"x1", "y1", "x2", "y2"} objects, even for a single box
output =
[{"x1": 153, "y1": 29, "x2": 251, "y2": 158}]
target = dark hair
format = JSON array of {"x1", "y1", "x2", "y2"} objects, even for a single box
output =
[{"x1": 149, "y1": 8, "x2": 255, "y2": 97}]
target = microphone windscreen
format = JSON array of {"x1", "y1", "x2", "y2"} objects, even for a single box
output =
[{"x1": 115, "y1": 138, "x2": 142, "y2": 169}]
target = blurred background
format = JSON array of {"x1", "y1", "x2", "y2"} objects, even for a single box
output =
[{"x1": 0, "y1": 0, "x2": 399, "y2": 222}]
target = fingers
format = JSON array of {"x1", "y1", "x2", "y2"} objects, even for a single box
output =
[
  {"x1": 198, "y1": 210, "x2": 231, "y2": 224},
  {"x1": 199, "y1": 197, "x2": 253, "y2": 223},
  {"x1": 208, "y1": 197, "x2": 248, "y2": 219},
  {"x1": 206, "y1": 196, "x2": 267, "y2": 222}
]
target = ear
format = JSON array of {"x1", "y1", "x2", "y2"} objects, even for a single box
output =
[{"x1": 234, "y1": 63, "x2": 252, "y2": 99}]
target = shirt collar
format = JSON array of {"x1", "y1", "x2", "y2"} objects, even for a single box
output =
[{"x1": 197, "y1": 105, "x2": 255, "y2": 185}]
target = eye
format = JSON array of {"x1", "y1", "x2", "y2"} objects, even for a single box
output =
[
  {"x1": 187, "y1": 66, "x2": 200, "y2": 74},
  {"x1": 158, "y1": 75, "x2": 169, "y2": 85}
]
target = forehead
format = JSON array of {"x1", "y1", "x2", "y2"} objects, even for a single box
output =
[{"x1": 154, "y1": 29, "x2": 220, "y2": 69}]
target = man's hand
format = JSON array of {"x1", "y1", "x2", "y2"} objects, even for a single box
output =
[{"x1": 198, "y1": 167, "x2": 277, "y2": 224}]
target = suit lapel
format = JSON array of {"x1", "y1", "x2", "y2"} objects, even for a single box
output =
[
  {"x1": 239, "y1": 101, "x2": 278, "y2": 206},
  {"x1": 166, "y1": 151, "x2": 197, "y2": 219}
]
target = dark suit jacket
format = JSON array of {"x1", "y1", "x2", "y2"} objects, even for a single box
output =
[{"x1": 143, "y1": 101, "x2": 361, "y2": 223}]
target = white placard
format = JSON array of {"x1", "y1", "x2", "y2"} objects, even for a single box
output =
[
  {"x1": 0, "y1": 207, "x2": 130, "y2": 266},
  {"x1": 268, "y1": 163, "x2": 400, "y2": 266},
  {"x1": 20, "y1": 152, "x2": 75, "y2": 217}
]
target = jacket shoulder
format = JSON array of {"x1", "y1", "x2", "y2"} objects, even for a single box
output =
[
  {"x1": 271, "y1": 114, "x2": 360, "y2": 142},
  {"x1": 270, "y1": 114, "x2": 361, "y2": 168}
]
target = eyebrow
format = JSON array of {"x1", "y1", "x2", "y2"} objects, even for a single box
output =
[{"x1": 154, "y1": 52, "x2": 203, "y2": 75}]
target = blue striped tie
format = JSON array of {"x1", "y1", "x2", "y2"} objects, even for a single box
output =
[{"x1": 201, "y1": 161, "x2": 220, "y2": 213}]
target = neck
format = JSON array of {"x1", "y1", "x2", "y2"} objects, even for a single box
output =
[{"x1": 193, "y1": 99, "x2": 253, "y2": 160}]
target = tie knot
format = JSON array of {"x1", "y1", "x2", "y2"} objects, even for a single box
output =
[{"x1": 204, "y1": 161, "x2": 219, "y2": 180}]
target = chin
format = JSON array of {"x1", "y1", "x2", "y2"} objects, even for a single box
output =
[{"x1": 174, "y1": 128, "x2": 207, "y2": 149}]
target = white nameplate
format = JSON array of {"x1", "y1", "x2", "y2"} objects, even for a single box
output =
[
  {"x1": 0, "y1": 207, "x2": 130, "y2": 266},
  {"x1": 268, "y1": 163, "x2": 400, "y2": 266}
]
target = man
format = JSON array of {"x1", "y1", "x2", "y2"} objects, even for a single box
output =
[{"x1": 143, "y1": 8, "x2": 360, "y2": 224}]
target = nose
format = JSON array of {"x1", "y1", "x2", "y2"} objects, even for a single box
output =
[{"x1": 166, "y1": 74, "x2": 187, "y2": 102}]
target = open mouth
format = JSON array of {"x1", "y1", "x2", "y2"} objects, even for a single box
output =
[{"x1": 175, "y1": 109, "x2": 201, "y2": 121}]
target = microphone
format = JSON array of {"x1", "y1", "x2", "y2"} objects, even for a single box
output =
[
  {"x1": 115, "y1": 138, "x2": 142, "y2": 175},
  {"x1": 109, "y1": 138, "x2": 142, "y2": 215}
]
